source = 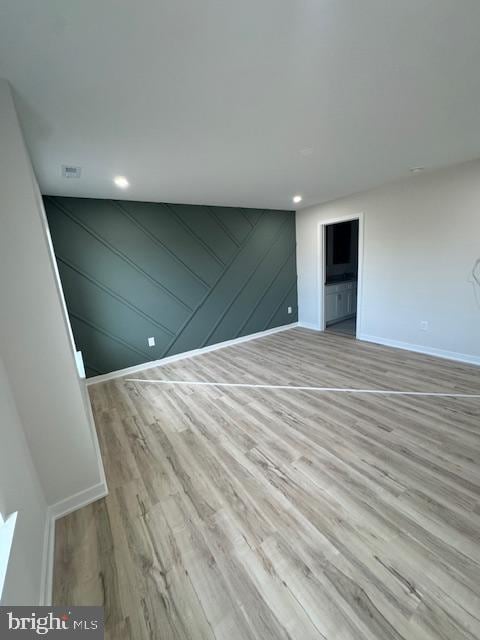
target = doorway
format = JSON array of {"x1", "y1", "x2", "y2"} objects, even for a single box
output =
[{"x1": 323, "y1": 218, "x2": 359, "y2": 337}]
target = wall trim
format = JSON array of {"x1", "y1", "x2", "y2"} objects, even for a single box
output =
[
  {"x1": 39, "y1": 480, "x2": 108, "y2": 606},
  {"x1": 47, "y1": 481, "x2": 108, "y2": 523},
  {"x1": 297, "y1": 321, "x2": 321, "y2": 331},
  {"x1": 298, "y1": 323, "x2": 480, "y2": 367},
  {"x1": 87, "y1": 322, "x2": 299, "y2": 385},
  {"x1": 359, "y1": 333, "x2": 480, "y2": 367}
]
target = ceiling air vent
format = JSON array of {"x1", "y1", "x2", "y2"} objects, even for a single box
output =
[{"x1": 62, "y1": 165, "x2": 82, "y2": 178}]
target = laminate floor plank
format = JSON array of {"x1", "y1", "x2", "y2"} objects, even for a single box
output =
[{"x1": 54, "y1": 328, "x2": 480, "y2": 639}]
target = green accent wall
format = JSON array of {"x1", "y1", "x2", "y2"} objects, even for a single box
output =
[{"x1": 44, "y1": 196, "x2": 298, "y2": 377}]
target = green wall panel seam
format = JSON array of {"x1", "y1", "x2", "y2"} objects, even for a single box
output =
[
  {"x1": 111, "y1": 200, "x2": 212, "y2": 289},
  {"x1": 201, "y1": 214, "x2": 291, "y2": 347},
  {"x1": 206, "y1": 206, "x2": 241, "y2": 247},
  {"x1": 47, "y1": 198, "x2": 194, "y2": 312},
  {"x1": 56, "y1": 256, "x2": 176, "y2": 338},
  {"x1": 85, "y1": 363, "x2": 104, "y2": 376},
  {"x1": 69, "y1": 312, "x2": 152, "y2": 359},
  {"x1": 163, "y1": 211, "x2": 266, "y2": 357},
  {"x1": 236, "y1": 248, "x2": 297, "y2": 337},
  {"x1": 165, "y1": 203, "x2": 227, "y2": 267},
  {"x1": 239, "y1": 209, "x2": 254, "y2": 228},
  {"x1": 265, "y1": 280, "x2": 298, "y2": 327}
]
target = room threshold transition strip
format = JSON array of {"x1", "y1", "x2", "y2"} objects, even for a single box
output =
[{"x1": 124, "y1": 378, "x2": 480, "y2": 399}]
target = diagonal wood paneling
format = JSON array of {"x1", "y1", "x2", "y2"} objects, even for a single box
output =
[{"x1": 44, "y1": 196, "x2": 298, "y2": 376}]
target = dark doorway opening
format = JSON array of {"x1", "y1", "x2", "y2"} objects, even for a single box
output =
[{"x1": 324, "y1": 219, "x2": 359, "y2": 337}]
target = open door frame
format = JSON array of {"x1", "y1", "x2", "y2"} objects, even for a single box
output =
[{"x1": 317, "y1": 212, "x2": 364, "y2": 338}]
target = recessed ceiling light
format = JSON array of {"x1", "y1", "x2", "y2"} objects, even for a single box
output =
[
  {"x1": 114, "y1": 175, "x2": 129, "y2": 188},
  {"x1": 410, "y1": 167, "x2": 424, "y2": 173},
  {"x1": 293, "y1": 195, "x2": 302, "y2": 204}
]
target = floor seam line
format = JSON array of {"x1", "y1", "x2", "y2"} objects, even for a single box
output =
[{"x1": 124, "y1": 378, "x2": 480, "y2": 399}]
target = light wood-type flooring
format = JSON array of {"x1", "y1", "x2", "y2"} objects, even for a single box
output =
[
  {"x1": 325, "y1": 316, "x2": 356, "y2": 337},
  {"x1": 54, "y1": 328, "x2": 480, "y2": 639}
]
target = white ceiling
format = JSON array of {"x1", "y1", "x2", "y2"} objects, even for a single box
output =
[{"x1": 1, "y1": 0, "x2": 480, "y2": 210}]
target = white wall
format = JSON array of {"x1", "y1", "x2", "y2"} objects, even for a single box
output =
[
  {"x1": 0, "y1": 357, "x2": 47, "y2": 605},
  {"x1": 0, "y1": 80, "x2": 105, "y2": 514},
  {"x1": 296, "y1": 159, "x2": 480, "y2": 363}
]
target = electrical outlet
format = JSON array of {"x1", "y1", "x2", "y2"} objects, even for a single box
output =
[
  {"x1": 287, "y1": 306, "x2": 292, "y2": 314},
  {"x1": 148, "y1": 336, "x2": 155, "y2": 347},
  {"x1": 420, "y1": 321, "x2": 428, "y2": 331}
]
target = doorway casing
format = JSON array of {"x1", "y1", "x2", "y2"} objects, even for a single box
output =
[{"x1": 316, "y1": 212, "x2": 364, "y2": 337}]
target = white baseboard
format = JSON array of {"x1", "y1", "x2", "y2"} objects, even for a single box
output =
[
  {"x1": 87, "y1": 322, "x2": 299, "y2": 385},
  {"x1": 358, "y1": 333, "x2": 480, "y2": 367},
  {"x1": 39, "y1": 480, "x2": 108, "y2": 606},
  {"x1": 48, "y1": 481, "x2": 108, "y2": 522},
  {"x1": 297, "y1": 321, "x2": 321, "y2": 331}
]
